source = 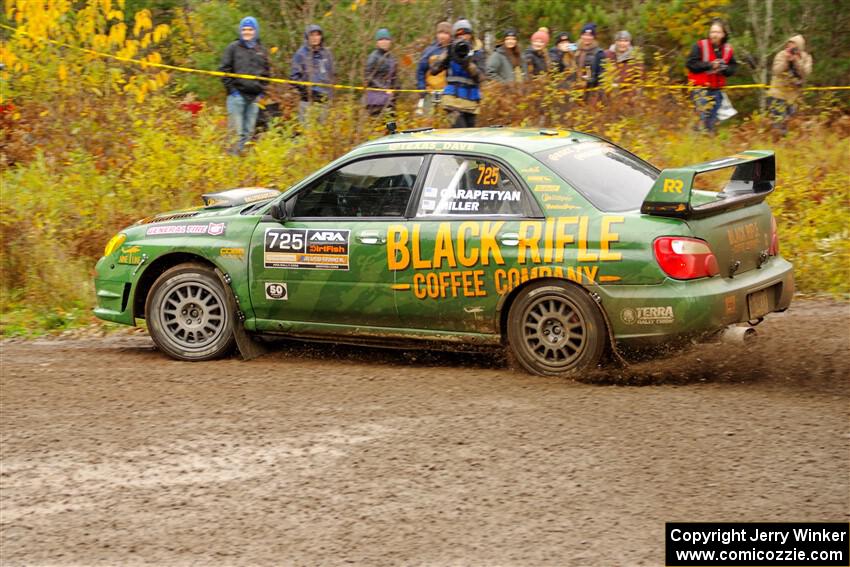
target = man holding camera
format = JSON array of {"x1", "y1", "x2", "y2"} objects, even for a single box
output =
[
  {"x1": 766, "y1": 35, "x2": 812, "y2": 134},
  {"x1": 686, "y1": 19, "x2": 737, "y2": 132},
  {"x1": 429, "y1": 19, "x2": 485, "y2": 128}
]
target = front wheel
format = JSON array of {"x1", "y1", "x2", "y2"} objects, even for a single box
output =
[
  {"x1": 145, "y1": 263, "x2": 235, "y2": 361},
  {"x1": 506, "y1": 283, "x2": 606, "y2": 376}
]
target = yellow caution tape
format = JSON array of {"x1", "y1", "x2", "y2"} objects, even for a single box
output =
[{"x1": 3, "y1": 23, "x2": 848, "y2": 94}]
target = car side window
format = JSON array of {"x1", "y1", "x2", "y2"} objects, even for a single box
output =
[
  {"x1": 292, "y1": 155, "x2": 423, "y2": 218},
  {"x1": 415, "y1": 154, "x2": 528, "y2": 217}
]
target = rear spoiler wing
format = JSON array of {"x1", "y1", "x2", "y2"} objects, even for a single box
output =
[{"x1": 640, "y1": 151, "x2": 775, "y2": 219}]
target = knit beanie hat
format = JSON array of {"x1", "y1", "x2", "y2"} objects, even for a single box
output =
[
  {"x1": 555, "y1": 32, "x2": 570, "y2": 43},
  {"x1": 375, "y1": 28, "x2": 391, "y2": 40},
  {"x1": 615, "y1": 30, "x2": 631, "y2": 41},
  {"x1": 436, "y1": 21, "x2": 452, "y2": 35},
  {"x1": 503, "y1": 28, "x2": 518, "y2": 39},
  {"x1": 531, "y1": 30, "x2": 550, "y2": 44},
  {"x1": 581, "y1": 23, "x2": 597, "y2": 37},
  {"x1": 452, "y1": 19, "x2": 473, "y2": 35},
  {"x1": 239, "y1": 17, "x2": 259, "y2": 38}
]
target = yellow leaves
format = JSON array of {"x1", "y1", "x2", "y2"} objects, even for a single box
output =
[
  {"x1": 58, "y1": 62, "x2": 67, "y2": 82},
  {"x1": 152, "y1": 24, "x2": 170, "y2": 43},
  {"x1": 350, "y1": 0, "x2": 367, "y2": 11},
  {"x1": 133, "y1": 9, "x2": 152, "y2": 38},
  {"x1": 269, "y1": 46, "x2": 278, "y2": 55},
  {"x1": 108, "y1": 22, "x2": 127, "y2": 47}
]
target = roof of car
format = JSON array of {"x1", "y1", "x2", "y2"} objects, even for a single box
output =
[{"x1": 360, "y1": 127, "x2": 602, "y2": 154}]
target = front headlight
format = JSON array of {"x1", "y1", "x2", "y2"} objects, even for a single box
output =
[{"x1": 103, "y1": 233, "x2": 126, "y2": 257}]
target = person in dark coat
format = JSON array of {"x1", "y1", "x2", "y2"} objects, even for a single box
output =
[
  {"x1": 486, "y1": 28, "x2": 524, "y2": 83},
  {"x1": 290, "y1": 24, "x2": 335, "y2": 124},
  {"x1": 575, "y1": 23, "x2": 606, "y2": 93},
  {"x1": 549, "y1": 31, "x2": 577, "y2": 78},
  {"x1": 429, "y1": 19, "x2": 486, "y2": 128},
  {"x1": 686, "y1": 18, "x2": 737, "y2": 132},
  {"x1": 364, "y1": 28, "x2": 400, "y2": 116},
  {"x1": 523, "y1": 29, "x2": 551, "y2": 78},
  {"x1": 219, "y1": 16, "x2": 270, "y2": 153}
]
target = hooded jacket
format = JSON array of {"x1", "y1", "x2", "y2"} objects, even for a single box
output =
[
  {"x1": 364, "y1": 46, "x2": 400, "y2": 108},
  {"x1": 486, "y1": 44, "x2": 524, "y2": 83},
  {"x1": 290, "y1": 24, "x2": 335, "y2": 101},
  {"x1": 219, "y1": 17, "x2": 270, "y2": 99},
  {"x1": 767, "y1": 35, "x2": 813, "y2": 104}
]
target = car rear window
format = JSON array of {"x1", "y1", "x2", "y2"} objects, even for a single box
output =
[{"x1": 534, "y1": 142, "x2": 658, "y2": 212}]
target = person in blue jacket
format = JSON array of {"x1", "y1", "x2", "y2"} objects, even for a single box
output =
[
  {"x1": 219, "y1": 16, "x2": 269, "y2": 153},
  {"x1": 429, "y1": 19, "x2": 486, "y2": 128},
  {"x1": 290, "y1": 24, "x2": 335, "y2": 124},
  {"x1": 415, "y1": 21, "x2": 452, "y2": 115},
  {"x1": 575, "y1": 22, "x2": 606, "y2": 101}
]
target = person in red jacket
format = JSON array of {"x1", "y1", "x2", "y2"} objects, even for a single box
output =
[{"x1": 686, "y1": 19, "x2": 737, "y2": 132}]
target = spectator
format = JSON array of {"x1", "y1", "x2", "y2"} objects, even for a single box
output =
[
  {"x1": 219, "y1": 16, "x2": 270, "y2": 153},
  {"x1": 486, "y1": 28, "x2": 524, "y2": 83},
  {"x1": 416, "y1": 21, "x2": 452, "y2": 115},
  {"x1": 524, "y1": 29, "x2": 551, "y2": 77},
  {"x1": 605, "y1": 30, "x2": 643, "y2": 87},
  {"x1": 549, "y1": 31, "x2": 577, "y2": 81},
  {"x1": 364, "y1": 28, "x2": 400, "y2": 117},
  {"x1": 575, "y1": 23, "x2": 606, "y2": 93},
  {"x1": 686, "y1": 18, "x2": 737, "y2": 132},
  {"x1": 429, "y1": 19, "x2": 485, "y2": 128},
  {"x1": 290, "y1": 24, "x2": 335, "y2": 124},
  {"x1": 766, "y1": 35, "x2": 813, "y2": 134}
]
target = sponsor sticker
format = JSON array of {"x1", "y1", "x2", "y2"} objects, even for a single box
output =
[
  {"x1": 145, "y1": 222, "x2": 227, "y2": 237},
  {"x1": 621, "y1": 306, "x2": 675, "y2": 325},
  {"x1": 545, "y1": 204, "x2": 580, "y2": 211},
  {"x1": 526, "y1": 175, "x2": 553, "y2": 182},
  {"x1": 264, "y1": 228, "x2": 350, "y2": 270},
  {"x1": 117, "y1": 245, "x2": 143, "y2": 265},
  {"x1": 220, "y1": 247, "x2": 245, "y2": 258},
  {"x1": 533, "y1": 184, "x2": 561, "y2": 192},
  {"x1": 265, "y1": 282, "x2": 288, "y2": 300}
]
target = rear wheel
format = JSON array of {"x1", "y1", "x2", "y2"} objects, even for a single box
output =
[
  {"x1": 145, "y1": 263, "x2": 235, "y2": 361},
  {"x1": 506, "y1": 282, "x2": 606, "y2": 376}
]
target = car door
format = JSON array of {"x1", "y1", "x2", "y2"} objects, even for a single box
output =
[
  {"x1": 249, "y1": 154, "x2": 425, "y2": 329},
  {"x1": 390, "y1": 153, "x2": 540, "y2": 334}
]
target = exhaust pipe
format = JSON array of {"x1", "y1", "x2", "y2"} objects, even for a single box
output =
[{"x1": 720, "y1": 325, "x2": 758, "y2": 344}]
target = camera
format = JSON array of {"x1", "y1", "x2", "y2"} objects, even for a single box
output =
[
  {"x1": 450, "y1": 39, "x2": 472, "y2": 62},
  {"x1": 789, "y1": 47, "x2": 800, "y2": 55}
]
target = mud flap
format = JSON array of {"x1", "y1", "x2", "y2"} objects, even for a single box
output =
[{"x1": 214, "y1": 268, "x2": 268, "y2": 361}]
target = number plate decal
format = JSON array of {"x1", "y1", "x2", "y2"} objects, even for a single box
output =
[
  {"x1": 747, "y1": 289, "x2": 770, "y2": 319},
  {"x1": 263, "y1": 228, "x2": 350, "y2": 270},
  {"x1": 264, "y1": 282, "x2": 288, "y2": 300}
]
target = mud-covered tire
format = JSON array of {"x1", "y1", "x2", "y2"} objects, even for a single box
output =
[
  {"x1": 145, "y1": 263, "x2": 235, "y2": 361},
  {"x1": 506, "y1": 282, "x2": 606, "y2": 377}
]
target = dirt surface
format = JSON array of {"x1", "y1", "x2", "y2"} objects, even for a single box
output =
[{"x1": 1, "y1": 299, "x2": 848, "y2": 566}]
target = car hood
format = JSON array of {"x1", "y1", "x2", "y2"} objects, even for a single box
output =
[{"x1": 132, "y1": 187, "x2": 280, "y2": 227}]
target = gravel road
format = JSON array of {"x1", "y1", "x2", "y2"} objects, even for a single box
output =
[{"x1": 1, "y1": 299, "x2": 848, "y2": 566}]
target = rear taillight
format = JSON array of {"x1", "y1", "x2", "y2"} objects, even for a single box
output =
[
  {"x1": 654, "y1": 237, "x2": 720, "y2": 280},
  {"x1": 769, "y1": 215, "x2": 779, "y2": 256}
]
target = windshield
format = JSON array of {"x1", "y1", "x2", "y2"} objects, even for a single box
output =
[{"x1": 535, "y1": 142, "x2": 658, "y2": 212}]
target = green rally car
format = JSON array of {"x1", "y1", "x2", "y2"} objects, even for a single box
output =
[{"x1": 94, "y1": 128, "x2": 793, "y2": 376}]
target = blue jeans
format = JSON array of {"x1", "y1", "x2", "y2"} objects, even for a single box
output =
[
  {"x1": 226, "y1": 92, "x2": 259, "y2": 152},
  {"x1": 691, "y1": 88, "x2": 723, "y2": 132}
]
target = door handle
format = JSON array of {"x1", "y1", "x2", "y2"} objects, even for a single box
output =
[
  {"x1": 357, "y1": 230, "x2": 386, "y2": 245},
  {"x1": 499, "y1": 233, "x2": 520, "y2": 246}
]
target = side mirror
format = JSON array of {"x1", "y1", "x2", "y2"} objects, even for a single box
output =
[{"x1": 269, "y1": 201, "x2": 286, "y2": 221}]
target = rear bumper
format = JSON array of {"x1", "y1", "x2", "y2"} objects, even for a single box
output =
[{"x1": 598, "y1": 256, "x2": 794, "y2": 343}]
